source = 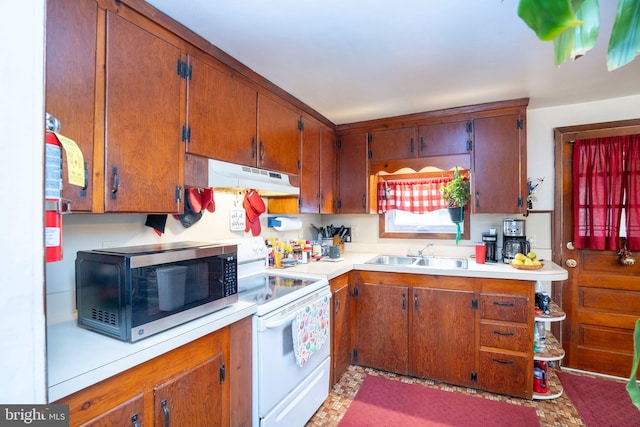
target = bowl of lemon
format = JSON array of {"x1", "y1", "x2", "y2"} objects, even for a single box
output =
[{"x1": 510, "y1": 252, "x2": 543, "y2": 270}]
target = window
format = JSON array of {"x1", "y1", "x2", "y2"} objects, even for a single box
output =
[{"x1": 376, "y1": 171, "x2": 470, "y2": 240}]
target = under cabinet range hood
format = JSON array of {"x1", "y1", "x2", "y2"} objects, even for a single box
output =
[{"x1": 208, "y1": 158, "x2": 300, "y2": 196}]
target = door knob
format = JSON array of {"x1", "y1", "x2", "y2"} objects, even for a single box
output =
[
  {"x1": 566, "y1": 242, "x2": 575, "y2": 250},
  {"x1": 565, "y1": 258, "x2": 577, "y2": 268}
]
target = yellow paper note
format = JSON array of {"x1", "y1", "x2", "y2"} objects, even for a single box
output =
[{"x1": 54, "y1": 132, "x2": 85, "y2": 187}]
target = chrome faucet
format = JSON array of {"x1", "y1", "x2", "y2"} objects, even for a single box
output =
[{"x1": 418, "y1": 242, "x2": 435, "y2": 258}]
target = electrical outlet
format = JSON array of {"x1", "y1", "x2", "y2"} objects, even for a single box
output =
[
  {"x1": 351, "y1": 225, "x2": 358, "y2": 241},
  {"x1": 529, "y1": 234, "x2": 536, "y2": 248}
]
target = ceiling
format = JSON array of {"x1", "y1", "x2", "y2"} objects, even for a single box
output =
[{"x1": 145, "y1": 0, "x2": 640, "y2": 125}]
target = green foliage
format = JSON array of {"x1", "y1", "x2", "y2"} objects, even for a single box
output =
[
  {"x1": 440, "y1": 167, "x2": 471, "y2": 208},
  {"x1": 518, "y1": 0, "x2": 640, "y2": 70}
]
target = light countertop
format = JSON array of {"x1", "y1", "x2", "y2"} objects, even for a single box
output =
[
  {"x1": 47, "y1": 301, "x2": 256, "y2": 402},
  {"x1": 279, "y1": 251, "x2": 569, "y2": 282}
]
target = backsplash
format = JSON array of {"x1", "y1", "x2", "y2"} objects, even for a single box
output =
[{"x1": 45, "y1": 191, "x2": 552, "y2": 323}]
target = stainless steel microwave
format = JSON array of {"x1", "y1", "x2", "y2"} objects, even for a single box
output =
[{"x1": 75, "y1": 241, "x2": 237, "y2": 342}]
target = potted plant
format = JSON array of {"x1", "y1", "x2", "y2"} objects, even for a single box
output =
[{"x1": 440, "y1": 167, "x2": 471, "y2": 223}]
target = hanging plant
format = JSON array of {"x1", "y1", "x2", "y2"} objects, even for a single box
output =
[
  {"x1": 440, "y1": 167, "x2": 471, "y2": 244},
  {"x1": 440, "y1": 167, "x2": 471, "y2": 208},
  {"x1": 517, "y1": 0, "x2": 640, "y2": 70}
]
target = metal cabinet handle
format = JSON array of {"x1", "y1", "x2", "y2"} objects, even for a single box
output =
[
  {"x1": 259, "y1": 141, "x2": 265, "y2": 161},
  {"x1": 493, "y1": 330, "x2": 515, "y2": 336},
  {"x1": 493, "y1": 301, "x2": 515, "y2": 307},
  {"x1": 566, "y1": 258, "x2": 578, "y2": 268},
  {"x1": 335, "y1": 297, "x2": 340, "y2": 314},
  {"x1": 414, "y1": 293, "x2": 419, "y2": 310},
  {"x1": 111, "y1": 167, "x2": 119, "y2": 199},
  {"x1": 420, "y1": 136, "x2": 424, "y2": 153},
  {"x1": 475, "y1": 191, "x2": 480, "y2": 208},
  {"x1": 566, "y1": 241, "x2": 575, "y2": 250},
  {"x1": 131, "y1": 414, "x2": 140, "y2": 427},
  {"x1": 161, "y1": 399, "x2": 170, "y2": 427},
  {"x1": 251, "y1": 138, "x2": 256, "y2": 159},
  {"x1": 410, "y1": 138, "x2": 414, "y2": 153},
  {"x1": 402, "y1": 293, "x2": 406, "y2": 310},
  {"x1": 491, "y1": 357, "x2": 514, "y2": 365}
]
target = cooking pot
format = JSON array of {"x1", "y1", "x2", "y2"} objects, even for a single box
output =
[{"x1": 503, "y1": 218, "x2": 526, "y2": 237}]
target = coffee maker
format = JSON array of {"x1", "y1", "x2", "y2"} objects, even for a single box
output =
[
  {"x1": 481, "y1": 232, "x2": 498, "y2": 263},
  {"x1": 502, "y1": 218, "x2": 530, "y2": 263}
]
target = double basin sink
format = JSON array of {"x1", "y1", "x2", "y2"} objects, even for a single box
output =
[{"x1": 365, "y1": 255, "x2": 468, "y2": 269}]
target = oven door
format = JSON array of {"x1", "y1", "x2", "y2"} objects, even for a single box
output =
[{"x1": 255, "y1": 287, "x2": 331, "y2": 421}]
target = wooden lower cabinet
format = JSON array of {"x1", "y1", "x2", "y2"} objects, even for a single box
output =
[
  {"x1": 355, "y1": 281, "x2": 409, "y2": 374},
  {"x1": 411, "y1": 284, "x2": 476, "y2": 387},
  {"x1": 351, "y1": 272, "x2": 536, "y2": 399},
  {"x1": 478, "y1": 279, "x2": 534, "y2": 399},
  {"x1": 331, "y1": 273, "x2": 352, "y2": 386},
  {"x1": 57, "y1": 318, "x2": 251, "y2": 427}
]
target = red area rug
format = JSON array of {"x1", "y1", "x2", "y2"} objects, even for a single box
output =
[
  {"x1": 557, "y1": 371, "x2": 640, "y2": 426},
  {"x1": 338, "y1": 375, "x2": 540, "y2": 427}
]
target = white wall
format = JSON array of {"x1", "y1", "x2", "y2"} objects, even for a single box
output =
[{"x1": 0, "y1": 0, "x2": 47, "y2": 403}]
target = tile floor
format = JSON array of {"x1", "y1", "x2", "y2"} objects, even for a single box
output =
[{"x1": 306, "y1": 365, "x2": 606, "y2": 426}]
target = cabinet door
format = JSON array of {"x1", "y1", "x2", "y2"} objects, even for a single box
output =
[
  {"x1": 104, "y1": 11, "x2": 185, "y2": 213},
  {"x1": 472, "y1": 113, "x2": 526, "y2": 213},
  {"x1": 338, "y1": 132, "x2": 368, "y2": 213},
  {"x1": 45, "y1": 0, "x2": 97, "y2": 212},
  {"x1": 411, "y1": 286, "x2": 476, "y2": 386},
  {"x1": 332, "y1": 278, "x2": 351, "y2": 385},
  {"x1": 368, "y1": 127, "x2": 417, "y2": 161},
  {"x1": 320, "y1": 125, "x2": 337, "y2": 214},
  {"x1": 79, "y1": 394, "x2": 144, "y2": 427},
  {"x1": 418, "y1": 121, "x2": 470, "y2": 157},
  {"x1": 186, "y1": 53, "x2": 257, "y2": 165},
  {"x1": 257, "y1": 94, "x2": 301, "y2": 175},
  {"x1": 154, "y1": 354, "x2": 224, "y2": 427},
  {"x1": 299, "y1": 115, "x2": 321, "y2": 213},
  {"x1": 355, "y1": 282, "x2": 408, "y2": 374}
]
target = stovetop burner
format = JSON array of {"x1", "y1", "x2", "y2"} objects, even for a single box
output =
[{"x1": 237, "y1": 272, "x2": 328, "y2": 316}]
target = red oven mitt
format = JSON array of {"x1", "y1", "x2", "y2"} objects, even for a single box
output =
[{"x1": 243, "y1": 189, "x2": 265, "y2": 236}]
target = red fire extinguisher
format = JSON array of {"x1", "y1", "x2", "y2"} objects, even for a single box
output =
[{"x1": 45, "y1": 113, "x2": 70, "y2": 262}]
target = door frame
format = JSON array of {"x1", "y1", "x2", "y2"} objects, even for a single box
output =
[{"x1": 552, "y1": 118, "x2": 640, "y2": 369}]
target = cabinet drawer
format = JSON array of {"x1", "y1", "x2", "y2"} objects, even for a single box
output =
[
  {"x1": 480, "y1": 322, "x2": 531, "y2": 352},
  {"x1": 478, "y1": 350, "x2": 531, "y2": 399},
  {"x1": 480, "y1": 294, "x2": 529, "y2": 323}
]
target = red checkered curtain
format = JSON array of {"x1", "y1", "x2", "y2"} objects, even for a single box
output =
[
  {"x1": 378, "y1": 177, "x2": 452, "y2": 214},
  {"x1": 573, "y1": 134, "x2": 640, "y2": 251}
]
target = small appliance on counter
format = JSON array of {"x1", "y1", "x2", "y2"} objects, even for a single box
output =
[
  {"x1": 481, "y1": 231, "x2": 498, "y2": 263},
  {"x1": 502, "y1": 218, "x2": 530, "y2": 263},
  {"x1": 75, "y1": 241, "x2": 238, "y2": 342}
]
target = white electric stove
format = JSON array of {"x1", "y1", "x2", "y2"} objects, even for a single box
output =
[{"x1": 222, "y1": 237, "x2": 331, "y2": 427}]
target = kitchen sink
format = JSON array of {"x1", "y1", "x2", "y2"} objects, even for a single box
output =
[
  {"x1": 365, "y1": 255, "x2": 468, "y2": 269},
  {"x1": 413, "y1": 257, "x2": 468, "y2": 269},
  {"x1": 365, "y1": 255, "x2": 418, "y2": 265}
]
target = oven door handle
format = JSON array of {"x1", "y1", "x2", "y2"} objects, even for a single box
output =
[{"x1": 262, "y1": 309, "x2": 300, "y2": 330}]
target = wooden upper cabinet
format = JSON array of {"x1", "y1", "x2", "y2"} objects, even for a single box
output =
[
  {"x1": 418, "y1": 121, "x2": 471, "y2": 157},
  {"x1": 300, "y1": 115, "x2": 321, "y2": 213},
  {"x1": 472, "y1": 113, "x2": 526, "y2": 214},
  {"x1": 257, "y1": 94, "x2": 301, "y2": 175},
  {"x1": 320, "y1": 125, "x2": 337, "y2": 214},
  {"x1": 368, "y1": 127, "x2": 418, "y2": 161},
  {"x1": 185, "y1": 52, "x2": 257, "y2": 165},
  {"x1": 45, "y1": 0, "x2": 97, "y2": 212},
  {"x1": 338, "y1": 132, "x2": 368, "y2": 213},
  {"x1": 103, "y1": 11, "x2": 185, "y2": 213}
]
